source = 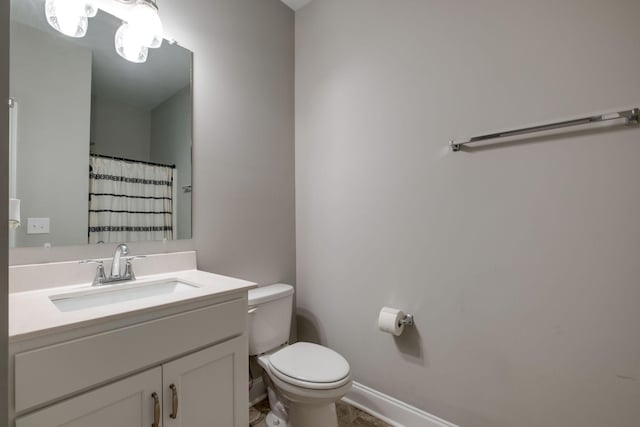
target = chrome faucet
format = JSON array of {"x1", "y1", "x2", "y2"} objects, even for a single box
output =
[
  {"x1": 110, "y1": 243, "x2": 129, "y2": 278},
  {"x1": 80, "y1": 243, "x2": 146, "y2": 286}
]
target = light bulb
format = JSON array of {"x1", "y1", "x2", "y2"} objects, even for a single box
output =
[
  {"x1": 113, "y1": 0, "x2": 164, "y2": 63},
  {"x1": 128, "y1": 0, "x2": 163, "y2": 49},
  {"x1": 45, "y1": 0, "x2": 91, "y2": 38},
  {"x1": 115, "y1": 23, "x2": 149, "y2": 63}
]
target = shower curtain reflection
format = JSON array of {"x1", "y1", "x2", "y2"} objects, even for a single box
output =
[{"x1": 88, "y1": 155, "x2": 175, "y2": 244}]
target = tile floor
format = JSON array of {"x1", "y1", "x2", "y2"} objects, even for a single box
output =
[{"x1": 251, "y1": 398, "x2": 392, "y2": 427}]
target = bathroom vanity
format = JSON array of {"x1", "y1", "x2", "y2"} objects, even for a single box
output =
[{"x1": 8, "y1": 251, "x2": 254, "y2": 427}]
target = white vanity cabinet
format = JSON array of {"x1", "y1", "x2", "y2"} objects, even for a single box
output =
[
  {"x1": 15, "y1": 336, "x2": 246, "y2": 427},
  {"x1": 10, "y1": 289, "x2": 252, "y2": 427}
]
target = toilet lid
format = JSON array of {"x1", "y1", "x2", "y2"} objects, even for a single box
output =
[{"x1": 269, "y1": 342, "x2": 350, "y2": 383}]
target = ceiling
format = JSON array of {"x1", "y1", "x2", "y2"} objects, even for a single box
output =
[{"x1": 280, "y1": 0, "x2": 313, "y2": 11}]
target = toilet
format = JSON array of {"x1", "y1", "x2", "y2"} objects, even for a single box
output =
[{"x1": 248, "y1": 284, "x2": 352, "y2": 427}]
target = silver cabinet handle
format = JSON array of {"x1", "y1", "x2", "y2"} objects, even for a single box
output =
[
  {"x1": 169, "y1": 384, "x2": 179, "y2": 419},
  {"x1": 151, "y1": 392, "x2": 160, "y2": 427}
]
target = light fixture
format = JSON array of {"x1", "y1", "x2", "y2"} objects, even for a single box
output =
[
  {"x1": 45, "y1": 0, "x2": 97, "y2": 38},
  {"x1": 115, "y1": 24, "x2": 149, "y2": 63},
  {"x1": 115, "y1": 0, "x2": 163, "y2": 63}
]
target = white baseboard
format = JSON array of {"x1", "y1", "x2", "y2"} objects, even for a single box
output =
[
  {"x1": 342, "y1": 382, "x2": 458, "y2": 427},
  {"x1": 250, "y1": 376, "x2": 458, "y2": 427}
]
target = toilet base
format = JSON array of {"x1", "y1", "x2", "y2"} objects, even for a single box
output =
[
  {"x1": 288, "y1": 402, "x2": 339, "y2": 427},
  {"x1": 265, "y1": 411, "x2": 290, "y2": 427},
  {"x1": 265, "y1": 403, "x2": 338, "y2": 427}
]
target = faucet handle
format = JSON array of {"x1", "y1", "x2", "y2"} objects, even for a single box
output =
[
  {"x1": 123, "y1": 255, "x2": 147, "y2": 265},
  {"x1": 123, "y1": 256, "x2": 146, "y2": 280},
  {"x1": 79, "y1": 259, "x2": 103, "y2": 265},
  {"x1": 79, "y1": 260, "x2": 107, "y2": 286}
]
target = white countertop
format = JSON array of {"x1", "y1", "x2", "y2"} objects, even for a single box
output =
[{"x1": 10, "y1": 269, "x2": 256, "y2": 342}]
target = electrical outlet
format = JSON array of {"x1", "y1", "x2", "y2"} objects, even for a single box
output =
[{"x1": 27, "y1": 218, "x2": 50, "y2": 234}]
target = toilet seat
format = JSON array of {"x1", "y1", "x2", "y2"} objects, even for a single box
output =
[{"x1": 267, "y1": 342, "x2": 351, "y2": 390}]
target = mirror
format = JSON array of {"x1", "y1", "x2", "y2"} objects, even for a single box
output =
[{"x1": 9, "y1": 0, "x2": 193, "y2": 248}]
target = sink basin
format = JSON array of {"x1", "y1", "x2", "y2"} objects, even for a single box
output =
[{"x1": 50, "y1": 280, "x2": 199, "y2": 312}]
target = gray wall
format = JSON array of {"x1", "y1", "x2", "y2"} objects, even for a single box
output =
[
  {"x1": 295, "y1": 1, "x2": 640, "y2": 427},
  {"x1": 160, "y1": 0, "x2": 296, "y2": 284},
  {"x1": 1, "y1": 0, "x2": 9, "y2": 420},
  {"x1": 151, "y1": 86, "x2": 192, "y2": 240},
  {"x1": 10, "y1": 22, "x2": 91, "y2": 248},
  {"x1": 91, "y1": 95, "x2": 151, "y2": 162}
]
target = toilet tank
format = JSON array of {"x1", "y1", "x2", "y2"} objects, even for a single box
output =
[{"x1": 248, "y1": 284, "x2": 294, "y2": 356}]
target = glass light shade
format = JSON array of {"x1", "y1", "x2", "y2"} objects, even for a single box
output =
[
  {"x1": 85, "y1": 1, "x2": 98, "y2": 18},
  {"x1": 115, "y1": 23, "x2": 149, "y2": 63},
  {"x1": 127, "y1": 0, "x2": 163, "y2": 49},
  {"x1": 45, "y1": 0, "x2": 89, "y2": 38}
]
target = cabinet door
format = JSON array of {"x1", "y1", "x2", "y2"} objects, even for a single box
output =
[
  {"x1": 16, "y1": 367, "x2": 162, "y2": 427},
  {"x1": 163, "y1": 335, "x2": 248, "y2": 427}
]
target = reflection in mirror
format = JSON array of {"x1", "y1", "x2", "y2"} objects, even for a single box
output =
[{"x1": 9, "y1": 0, "x2": 192, "y2": 248}]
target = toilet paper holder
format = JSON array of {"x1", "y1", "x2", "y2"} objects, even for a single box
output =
[
  {"x1": 400, "y1": 314, "x2": 414, "y2": 326},
  {"x1": 378, "y1": 307, "x2": 414, "y2": 336}
]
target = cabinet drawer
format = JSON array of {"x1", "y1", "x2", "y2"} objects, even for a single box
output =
[
  {"x1": 16, "y1": 367, "x2": 161, "y2": 427},
  {"x1": 15, "y1": 297, "x2": 246, "y2": 414}
]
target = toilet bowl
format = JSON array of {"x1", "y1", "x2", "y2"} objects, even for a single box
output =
[{"x1": 248, "y1": 284, "x2": 352, "y2": 427}]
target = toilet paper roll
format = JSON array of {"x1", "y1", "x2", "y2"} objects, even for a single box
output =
[
  {"x1": 9, "y1": 198, "x2": 20, "y2": 229},
  {"x1": 378, "y1": 307, "x2": 405, "y2": 336}
]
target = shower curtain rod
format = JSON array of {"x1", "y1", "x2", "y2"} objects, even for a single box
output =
[{"x1": 90, "y1": 153, "x2": 176, "y2": 169}]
